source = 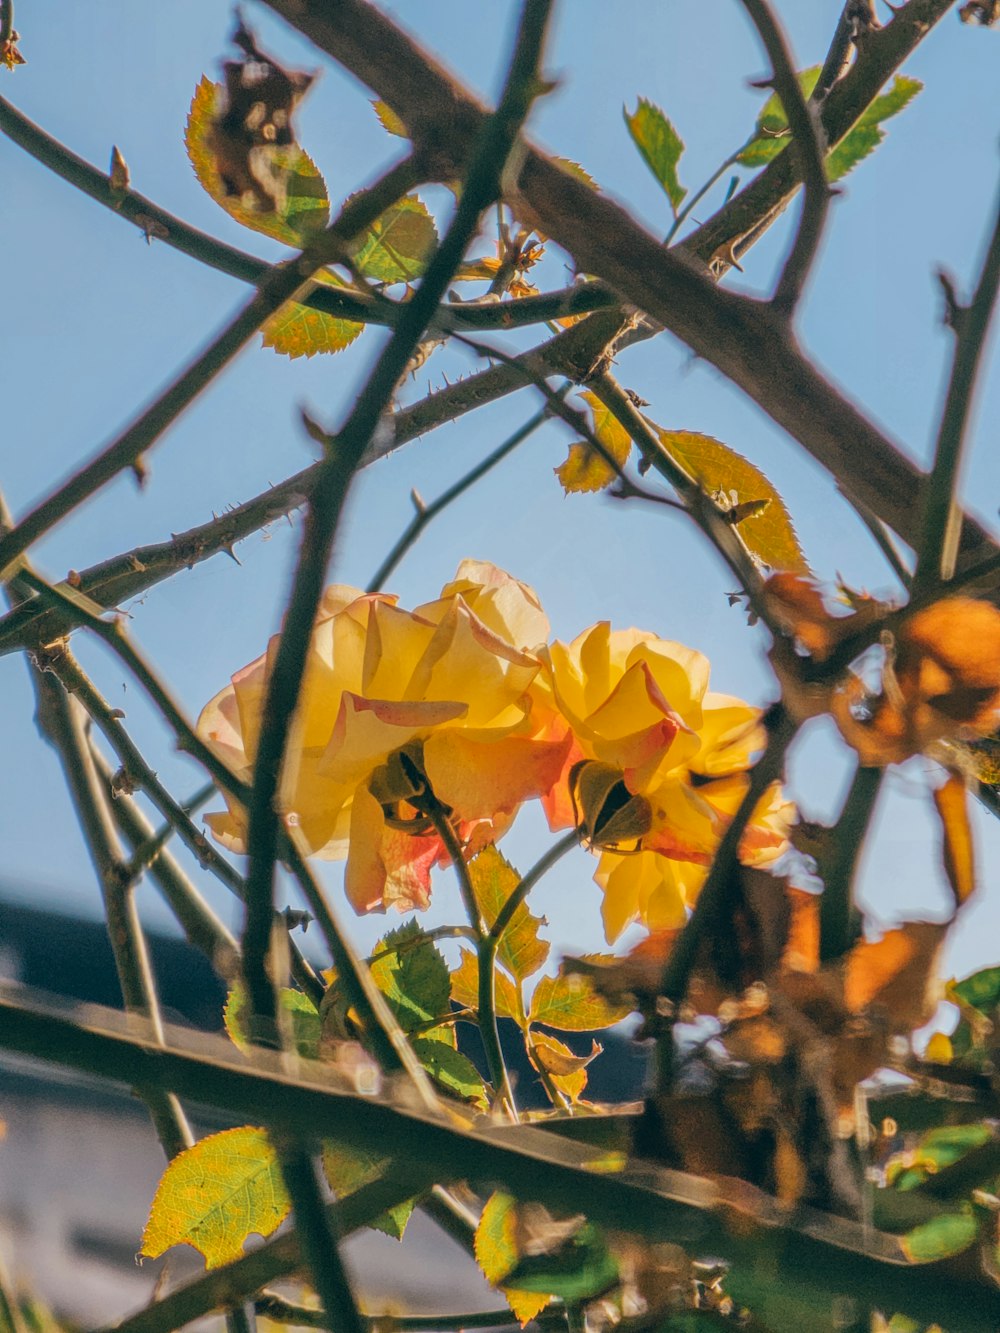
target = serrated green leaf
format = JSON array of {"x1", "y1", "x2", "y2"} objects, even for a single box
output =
[
  {"x1": 737, "y1": 70, "x2": 922, "y2": 182},
  {"x1": 224, "y1": 983, "x2": 321, "y2": 1060},
  {"x1": 370, "y1": 920, "x2": 451, "y2": 1032},
  {"x1": 351, "y1": 195, "x2": 437, "y2": 283},
  {"x1": 261, "y1": 269, "x2": 363, "y2": 358},
  {"x1": 555, "y1": 390, "x2": 633, "y2": 494},
  {"x1": 651, "y1": 424, "x2": 810, "y2": 574},
  {"x1": 624, "y1": 98, "x2": 686, "y2": 213},
  {"x1": 141, "y1": 1127, "x2": 288, "y2": 1268},
  {"x1": 185, "y1": 77, "x2": 329, "y2": 245},
  {"x1": 901, "y1": 1207, "x2": 980, "y2": 1263},
  {"x1": 322, "y1": 1140, "x2": 414, "y2": 1240},
  {"x1": 372, "y1": 99, "x2": 407, "y2": 138},
  {"x1": 411, "y1": 1035, "x2": 489, "y2": 1109},
  {"x1": 529, "y1": 963, "x2": 632, "y2": 1031},
  {"x1": 468, "y1": 847, "x2": 549, "y2": 982},
  {"x1": 450, "y1": 949, "x2": 521, "y2": 1021}
]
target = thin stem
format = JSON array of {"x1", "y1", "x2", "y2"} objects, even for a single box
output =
[
  {"x1": 0, "y1": 0, "x2": 13, "y2": 46},
  {"x1": 366, "y1": 400, "x2": 557, "y2": 591},
  {"x1": 819, "y1": 764, "x2": 884, "y2": 963},
  {"x1": 273, "y1": 1141, "x2": 366, "y2": 1333},
  {"x1": 665, "y1": 149, "x2": 743, "y2": 245},
  {"x1": 742, "y1": 0, "x2": 830, "y2": 314},
  {"x1": 90, "y1": 750, "x2": 241, "y2": 975},
  {"x1": 914, "y1": 190, "x2": 1000, "y2": 590},
  {"x1": 840, "y1": 483, "x2": 913, "y2": 590},
  {"x1": 256, "y1": 1294, "x2": 559, "y2": 1332},
  {"x1": 0, "y1": 155, "x2": 419, "y2": 579},
  {"x1": 656, "y1": 704, "x2": 797, "y2": 1088},
  {"x1": 31, "y1": 667, "x2": 193, "y2": 1159},
  {"x1": 490, "y1": 829, "x2": 580, "y2": 943},
  {"x1": 241, "y1": 0, "x2": 555, "y2": 1037}
]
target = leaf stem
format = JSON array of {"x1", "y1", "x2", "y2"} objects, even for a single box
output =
[
  {"x1": 489, "y1": 829, "x2": 580, "y2": 944},
  {"x1": 665, "y1": 150, "x2": 742, "y2": 245}
]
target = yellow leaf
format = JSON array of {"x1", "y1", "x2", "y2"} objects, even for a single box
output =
[
  {"x1": 141, "y1": 1127, "x2": 289, "y2": 1268},
  {"x1": 530, "y1": 1033, "x2": 601, "y2": 1102},
  {"x1": 371, "y1": 99, "x2": 407, "y2": 138},
  {"x1": 529, "y1": 965, "x2": 632, "y2": 1031},
  {"x1": 450, "y1": 948, "x2": 521, "y2": 1021},
  {"x1": 468, "y1": 847, "x2": 549, "y2": 982},
  {"x1": 933, "y1": 773, "x2": 976, "y2": 906},
  {"x1": 261, "y1": 272, "x2": 363, "y2": 358},
  {"x1": 652, "y1": 426, "x2": 809, "y2": 574},
  {"x1": 555, "y1": 390, "x2": 632, "y2": 494},
  {"x1": 474, "y1": 1192, "x2": 552, "y2": 1327}
]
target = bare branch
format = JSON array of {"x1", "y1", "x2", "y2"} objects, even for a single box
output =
[
  {"x1": 914, "y1": 186, "x2": 1000, "y2": 589},
  {"x1": 0, "y1": 155, "x2": 420, "y2": 579}
]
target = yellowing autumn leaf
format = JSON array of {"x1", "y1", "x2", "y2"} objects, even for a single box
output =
[
  {"x1": 555, "y1": 390, "x2": 632, "y2": 494},
  {"x1": 475, "y1": 1191, "x2": 552, "y2": 1326},
  {"x1": 185, "y1": 77, "x2": 329, "y2": 245},
  {"x1": 141, "y1": 1127, "x2": 288, "y2": 1268},
  {"x1": 652, "y1": 426, "x2": 809, "y2": 574}
]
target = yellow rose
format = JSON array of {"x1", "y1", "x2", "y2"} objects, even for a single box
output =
[
  {"x1": 540, "y1": 623, "x2": 793, "y2": 941},
  {"x1": 197, "y1": 563, "x2": 569, "y2": 914}
]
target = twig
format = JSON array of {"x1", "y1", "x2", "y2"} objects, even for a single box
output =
[
  {"x1": 0, "y1": 155, "x2": 420, "y2": 579},
  {"x1": 656, "y1": 704, "x2": 797, "y2": 1089},
  {"x1": 256, "y1": 1293, "x2": 559, "y2": 1332},
  {"x1": 741, "y1": 0, "x2": 831, "y2": 313},
  {"x1": 0, "y1": 0, "x2": 13, "y2": 46},
  {"x1": 89, "y1": 750, "x2": 241, "y2": 974},
  {"x1": 241, "y1": 0, "x2": 556, "y2": 1038},
  {"x1": 273, "y1": 1140, "x2": 366, "y2": 1333},
  {"x1": 819, "y1": 763, "x2": 884, "y2": 962},
  {"x1": 366, "y1": 400, "x2": 557, "y2": 591},
  {"x1": 30, "y1": 667, "x2": 193, "y2": 1160},
  {"x1": 914, "y1": 187, "x2": 1000, "y2": 589},
  {"x1": 839, "y1": 483, "x2": 912, "y2": 589}
]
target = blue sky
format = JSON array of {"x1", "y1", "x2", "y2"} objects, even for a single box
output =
[{"x1": 2, "y1": 2, "x2": 999, "y2": 989}]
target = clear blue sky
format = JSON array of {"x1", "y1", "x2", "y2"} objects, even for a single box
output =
[{"x1": 2, "y1": 2, "x2": 998, "y2": 989}]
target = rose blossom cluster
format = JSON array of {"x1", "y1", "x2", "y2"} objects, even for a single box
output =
[{"x1": 198, "y1": 562, "x2": 793, "y2": 942}]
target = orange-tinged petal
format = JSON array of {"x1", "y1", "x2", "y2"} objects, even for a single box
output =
[
  {"x1": 321, "y1": 692, "x2": 466, "y2": 787},
  {"x1": 344, "y1": 785, "x2": 437, "y2": 915},
  {"x1": 629, "y1": 639, "x2": 710, "y2": 722},
  {"x1": 197, "y1": 682, "x2": 253, "y2": 778},
  {"x1": 643, "y1": 780, "x2": 720, "y2": 862},
  {"x1": 424, "y1": 728, "x2": 572, "y2": 821}
]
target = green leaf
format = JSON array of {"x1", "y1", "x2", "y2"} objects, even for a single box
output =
[
  {"x1": 468, "y1": 847, "x2": 549, "y2": 982},
  {"x1": 261, "y1": 270, "x2": 364, "y2": 358},
  {"x1": 529, "y1": 962, "x2": 632, "y2": 1031},
  {"x1": 623, "y1": 98, "x2": 686, "y2": 213},
  {"x1": 141, "y1": 1127, "x2": 288, "y2": 1268},
  {"x1": 737, "y1": 68, "x2": 822, "y2": 168},
  {"x1": 370, "y1": 920, "x2": 452, "y2": 1032},
  {"x1": 224, "y1": 983, "x2": 321, "y2": 1060},
  {"x1": 504, "y1": 1220, "x2": 619, "y2": 1301},
  {"x1": 451, "y1": 949, "x2": 521, "y2": 1021},
  {"x1": 555, "y1": 390, "x2": 633, "y2": 495},
  {"x1": 371, "y1": 99, "x2": 407, "y2": 138},
  {"x1": 651, "y1": 424, "x2": 810, "y2": 574},
  {"x1": 411, "y1": 1035, "x2": 489, "y2": 1109},
  {"x1": 185, "y1": 77, "x2": 329, "y2": 245},
  {"x1": 900, "y1": 1207, "x2": 980, "y2": 1263},
  {"x1": 737, "y1": 70, "x2": 922, "y2": 182},
  {"x1": 322, "y1": 1140, "x2": 414, "y2": 1240},
  {"x1": 351, "y1": 195, "x2": 437, "y2": 283},
  {"x1": 891, "y1": 1123, "x2": 993, "y2": 1190},
  {"x1": 951, "y1": 965, "x2": 1000, "y2": 1013}
]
